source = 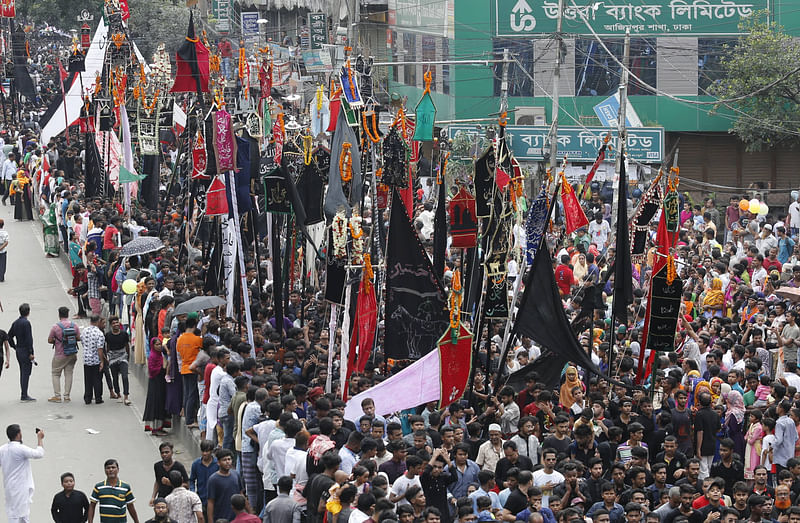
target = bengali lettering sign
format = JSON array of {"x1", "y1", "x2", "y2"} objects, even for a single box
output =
[
  {"x1": 447, "y1": 125, "x2": 664, "y2": 162},
  {"x1": 495, "y1": 0, "x2": 768, "y2": 36},
  {"x1": 241, "y1": 11, "x2": 259, "y2": 36},
  {"x1": 389, "y1": 0, "x2": 450, "y2": 37},
  {"x1": 308, "y1": 12, "x2": 328, "y2": 49},
  {"x1": 212, "y1": 0, "x2": 231, "y2": 33}
]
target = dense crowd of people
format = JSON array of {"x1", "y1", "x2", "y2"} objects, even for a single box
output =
[{"x1": 5, "y1": 19, "x2": 800, "y2": 523}]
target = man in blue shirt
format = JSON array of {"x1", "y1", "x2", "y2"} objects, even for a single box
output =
[
  {"x1": 586, "y1": 482, "x2": 624, "y2": 523},
  {"x1": 447, "y1": 443, "x2": 480, "y2": 499},
  {"x1": 469, "y1": 470, "x2": 501, "y2": 514},
  {"x1": 189, "y1": 440, "x2": 219, "y2": 513},
  {"x1": 778, "y1": 226, "x2": 796, "y2": 264}
]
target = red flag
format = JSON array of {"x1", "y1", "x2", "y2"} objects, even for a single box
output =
[
  {"x1": 327, "y1": 96, "x2": 340, "y2": 132},
  {"x1": 438, "y1": 323, "x2": 473, "y2": 409},
  {"x1": 118, "y1": 0, "x2": 130, "y2": 20},
  {"x1": 259, "y1": 60, "x2": 272, "y2": 98},
  {"x1": 1, "y1": 0, "x2": 15, "y2": 18},
  {"x1": 354, "y1": 275, "x2": 378, "y2": 373},
  {"x1": 272, "y1": 118, "x2": 284, "y2": 165},
  {"x1": 205, "y1": 175, "x2": 229, "y2": 216},
  {"x1": 58, "y1": 60, "x2": 68, "y2": 82},
  {"x1": 191, "y1": 130, "x2": 208, "y2": 179},
  {"x1": 170, "y1": 14, "x2": 210, "y2": 93},
  {"x1": 560, "y1": 174, "x2": 589, "y2": 234},
  {"x1": 581, "y1": 144, "x2": 607, "y2": 200},
  {"x1": 496, "y1": 167, "x2": 510, "y2": 191}
]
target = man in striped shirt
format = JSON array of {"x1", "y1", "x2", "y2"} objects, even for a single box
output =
[{"x1": 88, "y1": 459, "x2": 140, "y2": 522}]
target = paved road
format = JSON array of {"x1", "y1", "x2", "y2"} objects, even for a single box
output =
[{"x1": 0, "y1": 209, "x2": 197, "y2": 521}]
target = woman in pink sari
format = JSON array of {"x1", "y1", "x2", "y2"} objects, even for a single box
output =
[{"x1": 744, "y1": 409, "x2": 763, "y2": 480}]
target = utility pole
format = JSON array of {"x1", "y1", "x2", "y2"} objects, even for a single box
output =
[
  {"x1": 500, "y1": 48, "x2": 510, "y2": 114},
  {"x1": 612, "y1": 30, "x2": 630, "y2": 227},
  {"x1": 349, "y1": 0, "x2": 360, "y2": 49},
  {"x1": 548, "y1": 0, "x2": 564, "y2": 176}
]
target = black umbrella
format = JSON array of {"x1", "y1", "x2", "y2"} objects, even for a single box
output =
[
  {"x1": 172, "y1": 295, "x2": 226, "y2": 316},
  {"x1": 120, "y1": 236, "x2": 164, "y2": 257}
]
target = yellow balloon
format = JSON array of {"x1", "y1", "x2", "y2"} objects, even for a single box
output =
[
  {"x1": 748, "y1": 198, "x2": 760, "y2": 215},
  {"x1": 122, "y1": 279, "x2": 138, "y2": 295}
]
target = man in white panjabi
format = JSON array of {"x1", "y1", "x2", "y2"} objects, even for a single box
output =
[{"x1": 0, "y1": 424, "x2": 45, "y2": 522}]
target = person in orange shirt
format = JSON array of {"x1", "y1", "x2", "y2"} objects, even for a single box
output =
[{"x1": 177, "y1": 315, "x2": 203, "y2": 428}]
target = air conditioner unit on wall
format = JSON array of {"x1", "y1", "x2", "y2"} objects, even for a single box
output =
[{"x1": 514, "y1": 106, "x2": 546, "y2": 126}]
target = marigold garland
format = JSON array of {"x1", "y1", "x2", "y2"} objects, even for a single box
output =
[
  {"x1": 363, "y1": 253, "x2": 374, "y2": 292},
  {"x1": 449, "y1": 269, "x2": 462, "y2": 330},
  {"x1": 668, "y1": 166, "x2": 680, "y2": 191},
  {"x1": 438, "y1": 152, "x2": 449, "y2": 185},
  {"x1": 340, "y1": 142, "x2": 353, "y2": 183},
  {"x1": 302, "y1": 135, "x2": 313, "y2": 166},
  {"x1": 666, "y1": 255, "x2": 677, "y2": 285},
  {"x1": 345, "y1": 59, "x2": 356, "y2": 99},
  {"x1": 350, "y1": 212, "x2": 364, "y2": 265},
  {"x1": 363, "y1": 112, "x2": 380, "y2": 143},
  {"x1": 238, "y1": 46, "x2": 245, "y2": 78}
]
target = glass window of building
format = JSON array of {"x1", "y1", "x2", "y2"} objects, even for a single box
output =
[
  {"x1": 403, "y1": 33, "x2": 417, "y2": 87},
  {"x1": 442, "y1": 38, "x2": 450, "y2": 95},
  {"x1": 575, "y1": 38, "x2": 657, "y2": 96},
  {"x1": 698, "y1": 38, "x2": 734, "y2": 94},
  {"x1": 492, "y1": 38, "x2": 534, "y2": 97}
]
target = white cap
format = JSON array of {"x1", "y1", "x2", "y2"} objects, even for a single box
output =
[{"x1": 488, "y1": 423, "x2": 502, "y2": 433}]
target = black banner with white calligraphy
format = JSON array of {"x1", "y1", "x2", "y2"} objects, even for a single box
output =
[
  {"x1": 643, "y1": 262, "x2": 682, "y2": 352},
  {"x1": 384, "y1": 189, "x2": 449, "y2": 360}
]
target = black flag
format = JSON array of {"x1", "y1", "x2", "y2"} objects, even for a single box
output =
[
  {"x1": 11, "y1": 25, "x2": 35, "y2": 100},
  {"x1": 384, "y1": 189, "x2": 449, "y2": 360},
  {"x1": 612, "y1": 160, "x2": 633, "y2": 323},
  {"x1": 511, "y1": 233, "x2": 626, "y2": 386}
]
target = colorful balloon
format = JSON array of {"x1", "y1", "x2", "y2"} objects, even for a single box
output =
[
  {"x1": 749, "y1": 198, "x2": 760, "y2": 214},
  {"x1": 758, "y1": 203, "x2": 769, "y2": 216},
  {"x1": 739, "y1": 199, "x2": 749, "y2": 212}
]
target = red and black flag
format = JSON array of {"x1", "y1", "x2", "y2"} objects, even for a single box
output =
[
  {"x1": 637, "y1": 211, "x2": 682, "y2": 383},
  {"x1": 171, "y1": 12, "x2": 210, "y2": 94},
  {"x1": 581, "y1": 140, "x2": 608, "y2": 200}
]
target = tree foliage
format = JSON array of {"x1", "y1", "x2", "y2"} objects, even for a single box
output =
[
  {"x1": 17, "y1": 0, "x2": 188, "y2": 65},
  {"x1": 16, "y1": 0, "x2": 96, "y2": 31},
  {"x1": 127, "y1": 0, "x2": 189, "y2": 62},
  {"x1": 710, "y1": 14, "x2": 800, "y2": 151}
]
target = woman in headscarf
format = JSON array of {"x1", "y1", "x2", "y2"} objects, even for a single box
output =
[
  {"x1": 143, "y1": 338, "x2": 168, "y2": 436},
  {"x1": 745, "y1": 409, "x2": 764, "y2": 480},
  {"x1": 10, "y1": 170, "x2": 33, "y2": 221},
  {"x1": 559, "y1": 365, "x2": 584, "y2": 410},
  {"x1": 710, "y1": 377, "x2": 724, "y2": 405},
  {"x1": 702, "y1": 278, "x2": 725, "y2": 318},
  {"x1": 691, "y1": 380, "x2": 712, "y2": 412},
  {"x1": 133, "y1": 279, "x2": 147, "y2": 364},
  {"x1": 725, "y1": 390, "x2": 746, "y2": 457},
  {"x1": 573, "y1": 253, "x2": 589, "y2": 283}
]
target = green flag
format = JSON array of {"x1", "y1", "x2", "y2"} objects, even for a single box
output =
[{"x1": 119, "y1": 166, "x2": 146, "y2": 184}]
